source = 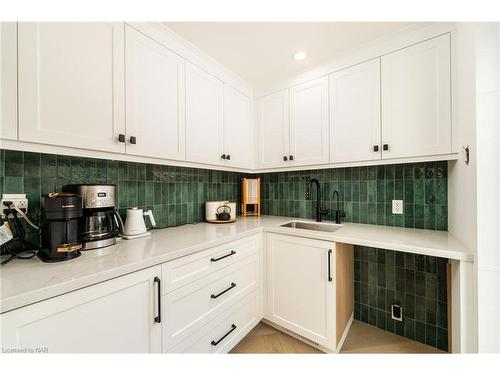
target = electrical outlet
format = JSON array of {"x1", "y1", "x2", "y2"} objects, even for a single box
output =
[
  {"x1": 391, "y1": 304, "x2": 403, "y2": 321},
  {"x1": 392, "y1": 199, "x2": 403, "y2": 214},
  {"x1": 1, "y1": 194, "x2": 28, "y2": 219}
]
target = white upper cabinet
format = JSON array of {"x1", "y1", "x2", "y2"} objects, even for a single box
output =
[
  {"x1": 125, "y1": 25, "x2": 186, "y2": 160},
  {"x1": 289, "y1": 76, "x2": 329, "y2": 166},
  {"x1": 381, "y1": 34, "x2": 451, "y2": 159},
  {"x1": 0, "y1": 22, "x2": 17, "y2": 140},
  {"x1": 17, "y1": 22, "x2": 125, "y2": 153},
  {"x1": 257, "y1": 89, "x2": 290, "y2": 168},
  {"x1": 330, "y1": 59, "x2": 381, "y2": 163},
  {"x1": 223, "y1": 85, "x2": 253, "y2": 169},
  {"x1": 185, "y1": 63, "x2": 224, "y2": 165}
]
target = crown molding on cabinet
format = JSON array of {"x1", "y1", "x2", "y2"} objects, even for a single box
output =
[
  {"x1": 126, "y1": 22, "x2": 253, "y2": 99},
  {"x1": 254, "y1": 22, "x2": 457, "y2": 98}
]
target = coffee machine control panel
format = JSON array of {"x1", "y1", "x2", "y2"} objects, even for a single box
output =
[
  {"x1": 64, "y1": 185, "x2": 117, "y2": 209},
  {"x1": 85, "y1": 191, "x2": 115, "y2": 208}
]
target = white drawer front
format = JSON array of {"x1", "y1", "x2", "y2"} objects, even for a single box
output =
[
  {"x1": 167, "y1": 288, "x2": 260, "y2": 353},
  {"x1": 162, "y1": 234, "x2": 259, "y2": 293},
  {"x1": 163, "y1": 251, "x2": 260, "y2": 349}
]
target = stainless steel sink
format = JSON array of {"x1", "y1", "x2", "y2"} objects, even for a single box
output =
[{"x1": 280, "y1": 220, "x2": 343, "y2": 233}]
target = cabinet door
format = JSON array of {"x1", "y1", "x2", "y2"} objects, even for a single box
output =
[
  {"x1": 257, "y1": 89, "x2": 290, "y2": 168},
  {"x1": 289, "y1": 76, "x2": 329, "y2": 166},
  {"x1": 330, "y1": 59, "x2": 381, "y2": 163},
  {"x1": 125, "y1": 25, "x2": 185, "y2": 160},
  {"x1": 185, "y1": 63, "x2": 223, "y2": 165},
  {"x1": 0, "y1": 266, "x2": 162, "y2": 353},
  {"x1": 0, "y1": 22, "x2": 17, "y2": 140},
  {"x1": 381, "y1": 34, "x2": 451, "y2": 159},
  {"x1": 266, "y1": 233, "x2": 335, "y2": 350},
  {"x1": 223, "y1": 85, "x2": 253, "y2": 169},
  {"x1": 17, "y1": 22, "x2": 125, "y2": 153}
]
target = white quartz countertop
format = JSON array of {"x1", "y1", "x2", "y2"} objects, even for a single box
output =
[{"x1": 0, "y1": 216, "x2": 473, "y2": 314}]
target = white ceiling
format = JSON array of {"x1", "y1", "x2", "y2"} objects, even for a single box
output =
[{"x1": 164, "y1": 22, "x2": 417, "y2": 88}]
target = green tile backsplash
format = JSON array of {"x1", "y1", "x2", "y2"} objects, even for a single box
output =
[
  {"x1": 0, "y1": 150, "x2": 242, "y2": 246},
  {"x1": 354, "y1": 246, "x2": 449, "y2": 351},
  {"x1": 258, "y1": 161, "x2": 448, "y2": 230}
]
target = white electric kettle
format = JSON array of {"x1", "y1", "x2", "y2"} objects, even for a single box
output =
[{"x1": 122, "y1": 208, "x2": 156, "y2": 239}]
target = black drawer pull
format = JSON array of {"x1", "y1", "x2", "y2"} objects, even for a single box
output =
[
  {"x1": 383, "y1": 144, "x2": 389, "y2": 151},
  {"x1": 373, "y1": 145, "x2": 379, "y2": 152},
  {"x1": 211, "y1": 250, "x2": 236, "y2": 262},
  {"x1": 154, "y1": 276, "x2": 161, "y2": 323},
  {"x1": 211, "y1": 282, "x2": 236, "y2": 299},
  {"x1": 211, "y1": 324, "x2": 237, "y2": 346},
  {"x1": 328, "y1": 249, "x2": 333, "y2": 282}
]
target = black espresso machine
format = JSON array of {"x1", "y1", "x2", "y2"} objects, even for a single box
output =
[{"x1": 37, "y1": 193, "x2": 83, "y2": 262}]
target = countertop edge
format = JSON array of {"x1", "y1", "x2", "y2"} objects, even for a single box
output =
[{"x1": 1, "y1": 218, "x2": 473, "y2": 314}]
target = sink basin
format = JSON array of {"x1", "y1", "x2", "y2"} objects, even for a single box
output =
[{"x1": 280, "y1": 220, "x2": 343, "y2": 233}]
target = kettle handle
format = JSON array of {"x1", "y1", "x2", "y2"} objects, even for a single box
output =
[
  {"x1": 112, "y1": 209, "x2": 125, "y2": 236},
  {"x1": 144, "y1": 209, "x2": 156, "y2": 227},
  {"x1": 216, "y1": 205, "x2": 231, "y2": 214}
]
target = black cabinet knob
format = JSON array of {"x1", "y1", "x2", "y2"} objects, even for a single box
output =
[
  {"x1": 289, "y1": 155, "x2": 294, "y2": 161},
  {"x1": 383, "y1": 144, "x2": 389, "y2": 151},
  {"x1": 283, "y1": 156, "x2": 288, "y2": 161},
  {"x1": 221, "y1": 154, "x2": 226, "y2": 160},
  {"x1": 373, "y1": 145, "x2": 379, "y2": 152},
  {"x1": 118, "y1": 134, "x2": 125, "y2": 143},
  {"x1": 129, "y1": 136, "x2": 137, "y2": 145},
  {"x1": 226, "y1": 154, "x2": 230, "y2": 160}
]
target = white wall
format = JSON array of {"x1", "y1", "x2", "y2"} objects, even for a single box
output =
[
  {"x1": 447, "y1": 23, "x2": 478, "y2": 353},
  {"x1": 475, "y1": 22, "x2": 500, "y2": 353}
]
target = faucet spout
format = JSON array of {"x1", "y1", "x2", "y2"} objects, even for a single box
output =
[{"x1": 306, "y1": 178, "x2": 328, "y2": 222}]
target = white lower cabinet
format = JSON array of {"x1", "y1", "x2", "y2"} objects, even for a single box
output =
[
  {"x1": 265, "y1": 233, "x2": 336, "y2": 351},
  {"x1": 0, "y1": 266, "x2": 162, "y2": 353}
]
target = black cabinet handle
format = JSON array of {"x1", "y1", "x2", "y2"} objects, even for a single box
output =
[
  {"x1": 221, "y1": 154, "x2": 226, "y2": 160},
  {"x1": 289, "y1": 155, "x2": 294, "y2": 161},
  {"x1": 211, "y1": 324, "x2": 237, "y2": 346},
  {"x1": 226, "y1": 154, "x2": 231, "y2": 160},
  {"x1": 211, "y1": 282, "x2": 236, "y2": 299},
  {"x1": 383, "y1": 144, "x2": 389, "y2": 151},
  {"x1": 130, "y1": 136, "x2": 137, "y2": 145},
  {"x1": 118, "y1": 134, "x2": 125, "y2": 143},
  {"x1": 283, "y1": 156, "x2": 288, "y2": 161},
  {"x1": 373, "y1": 145, "x2": 379, "y2": 152},
  {"x1": 328, "y1": 249, "x2": 333, "y2": 282},
  {"x1": 154, "y1": 276, "x2": 161, "y2": 323},
  {"x1": 211, "y1": 250, "x2": 236, "y2": 262}
]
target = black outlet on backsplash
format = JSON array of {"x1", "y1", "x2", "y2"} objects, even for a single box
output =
[{"x1": 354, "y1": 245, "x2": 449, "y2": 352}]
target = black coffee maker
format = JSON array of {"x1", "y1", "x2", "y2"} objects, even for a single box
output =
[{"x1": 37, "y1": 193, "x2": 83, "y2": 263}]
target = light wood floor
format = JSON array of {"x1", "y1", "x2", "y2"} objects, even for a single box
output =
[{"x1": 231, "y1": 320, "x2": 445, "y2": 354}]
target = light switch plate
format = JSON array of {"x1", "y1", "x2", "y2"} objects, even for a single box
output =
[{"x1": 392, "y1": 199, "x2": 403, "y2": 214}]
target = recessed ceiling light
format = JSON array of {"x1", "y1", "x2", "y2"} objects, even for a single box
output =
[{"x1": 293, "y1": 51, "x2": 307, "y2": 61}]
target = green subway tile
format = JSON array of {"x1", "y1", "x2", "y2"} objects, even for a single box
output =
[
  {"x1": 394, "y1": 180, "x2": 403, "y2": 200},
  {"x1": 359, "y1": 202, "x2": 368, "y2": 224},
  {"x1": 415, "y1": 163, "x2": 425, "y2": 179},
  {"x1": 4, "y1": 176, "x2": 23, "y2": 193},
  {"x1": 376, "y1": 181, "x2": 385, "y2": 202},
  {"x1": 161, "y1": 182, "x2": 169, "y2": 204},
  {"x1": 127, "y1": 181, "x2": 137, "y2": 207},
  {"x1": 118, "y1": 161, "x2": 128, "y2": 180},
  {"x1": 137, "y1": 181, "x2": 146, "y2": 206},
  {"x1": 5, "y1": 150, "x2": 24, "y2": 177},
  {"x1": 359, "y1": 180, "x2": 368, "y2": 202},
  {"x1": 436, "y1": 178, "x2": 447, "y2": 205},
  {"x1": 414, "y1": 180, "x2": 424, "y2": 204},
  {"x1": 128, "y1": 163, "x2": 137, "y2": 181},
  {"x1": 376, "y1": 203, "x2": 385, "y2": 225},
  {"x1": 424, "y1": 205, "x2": 436, "y2": 230},
  {"x1": 385, "y1": 180, "x2": 394, "y2": 201},
  {"x1": 24, "y1": 152, "x2": 41, "y2": 178},
  {"x1": 404, "y1": 164, "x2": 414, "y2": 179},
  {"x1": 425, "y1": 162, "x2": 436, "y2": 179},
  {"x1": 118, "y1": 182, "x2": 128, "y2": 207},
  {"x1": 385, "y1": 165, "x2": 394, "y2": 179},
  {"x1": 377, "y1": 165, "x2": 385, "y2": 180},
  {"x1": 404, "y1": 180, "x2": 414, "y2": 204},
  {"x1": 137, "y1": 164, "x2": 146, "y2": 180},
  {"x1": 145, "y1": 181, "x2": 154, "y2": 205},
  {"x1": 367, "y1": 180, "x2": 376, "y2": 202},
  {"x1": 436, "y1": 161, "x2": 447, "y2": 179},
  {"x1": 424, "y1": 179, "x2": 436, "y2": 204},
  {"x1": 107, "y1": 160, "x2": 119, "y2": 180},
  {"x1": 368, "y1": 166, "x2": 377, "y2": 180},
  {"x1": 154, "y1": 182, "x2": 162, "y2": 205},
  {"x1": 436, "y1": 205, "x2": 447, "y2": 231},
  {"x1": 368, "y1": 203, "x2": 377, "y2": 225},
  {"x1": 41, "y1": 154, "x2": 57, "y2": 179}
]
